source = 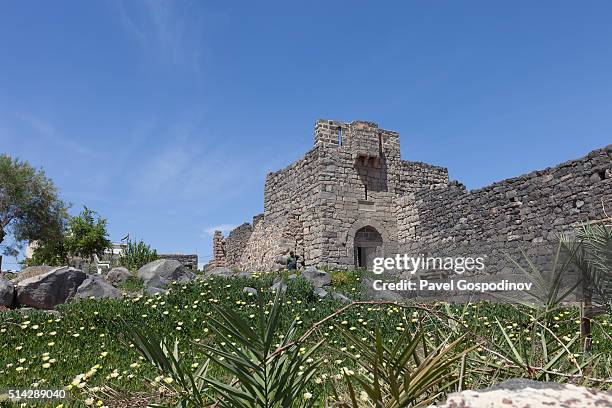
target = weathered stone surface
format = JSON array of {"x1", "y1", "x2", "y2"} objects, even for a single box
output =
[
  {"x1": 332, "y1": 292, "x2": 352, "y2": 304},
  {"x1": 313, "y1": 287, "x2": 328, "y2": 299},
  {"x1": 436, "y1": 379, "x2": 612, "y2": 408},
  {"x1": 302, "y1": 267, "x2": 331, "y2": 288},
  {"x1": 75, "y1": 275, "x2": 123, "y2": 300},
  {"x1": 271, "y1": 277, "x2": 287, "y2": 293},
  {"x1": 205, "y1": 267, "x2": 235, "y2": 278},
  {"x1": 138, "y1": 259, "x2": 195, "y2": 288},
  {"x1": 275, "y1": 255, "x2": 288, "y2": 265},
  {"x1": 0, "y1": 278, "x2": 15, "y2": 307},
  {"x1": 157, "y1": 254, "x2": 198, "y2": 270},
  {"x1": 145, "y1": 287, "x2": 168, "y2": 296},
  {"x1": 16, "y1": 267, "x2": 86, "y2": 309},
  {"x1": 12, "y1": 266, "x2": 55, "y2": 283},
  {"x1": 105, "y1": 267, "x2": 132, "y2": 286}
]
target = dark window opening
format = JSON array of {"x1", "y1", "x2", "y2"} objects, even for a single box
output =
[
  {"x1": 597, "y1": 170, "x2": 606, "y2": 180},
  {"x1": 354, "y1": 226, "x2": 384, "y2": 270},
  {"x1": 364, "y1": 184, "x2": 368, "y2": 200},
  {"x1": 356, "y1": 247, "x2": 363, "y2": 268}
]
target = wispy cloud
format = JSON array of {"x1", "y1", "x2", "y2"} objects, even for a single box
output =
[
  {"x1": 16, "y1": 113, "x2": 101, "y2": 159},
  {"x1": 203, "y1": 224, "x2": 237, "y2": 237},
  {"x1": 117, "y1": 115, "x2": 267, "y2": 213},
  {"x1": 111, "y1": 0, "x2": 207, "y2": 74}
]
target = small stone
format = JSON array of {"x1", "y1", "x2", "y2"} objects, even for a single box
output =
[
  {"x1": 332, "y1": 292, "x2": 351, "y2": 304},
  {"x1": 313, "y1": 287, "x2": 328, "y2": 298}
]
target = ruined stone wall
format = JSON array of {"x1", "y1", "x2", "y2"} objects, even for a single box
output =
[
  {"x1": 211, "y1": 231, "x2": 226, "y2": 268},
  {"x1": 389, "y1": 147, "x2": 611, "y2": 302},
  {"x1": 231, "y1": 146, "x2": 323, "y2": 271},
  {"x1": 394, "y1": 142, "x2": 611, "y2": 285},
  {"x1": 212, "y1": 117, "x2": 611, "y2": 274},
  {"x1": 224, "y1": 223, "x2": 253, "y2": 267},
  {"x1": 395, "y1": 145, "x2": 612, "y2": 271},
  {"x1": 158, "y1": 254, "x2": 199, "y2": 270},
  {"x1": 397, "y1": 161, "x2": 449, "y2": 194}
]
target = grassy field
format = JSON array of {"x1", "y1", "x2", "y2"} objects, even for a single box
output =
[{"x1": 1, "y1": 271, "x2": 611, "y2": 407}]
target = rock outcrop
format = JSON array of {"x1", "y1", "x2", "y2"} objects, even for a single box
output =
[
  {"x1": 75, "y1": 275, "x2": 123, "y2": 300},
  {"x1": 105, "y1": 267, "x2": 132, "y2": 286},
  {"x1": 137, "y1": 259, "x2": 195, "y2": 289},
  {"x1": 0, "y1": 278, "x2": 15, "y2": 307},
  {"x1": 301, "y1": 267, "x2": 331, "y2": 288},
  {"x1": 16, "y1": 267, "x2": 86, "y2": 309},
  {"x1": 436, "y1": 379, "x2": 612, "y2": 408},
  {"x1": 12, "y1": 266, "x2": 55, "y2": 283}
]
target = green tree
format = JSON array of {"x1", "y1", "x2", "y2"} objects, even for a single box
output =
[
  {"x1": 119, "y1": 239, "x2": 158, "y2": 271},
  {"x1": 0, "y1": 155, "x2": 68, "y2": 270},
  {"x1": 24, "y1": 239, "x2": 68, "y2": 267},
  {"x1": 64, "y1": 206, "x2": 111, "y2": 266}
]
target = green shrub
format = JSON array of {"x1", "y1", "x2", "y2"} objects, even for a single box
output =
[
  {"x1": 119, "y1": 239, "x2": 158, "y2": 271},
  {"x1": 22, "y1": 239, "x2": 68, "y2": 267},
  {"x1": 331, "y1": 270, "x2": 355, "y2": 287},
  {"x1": 287, "y1": 277, "x2": 316, "y2": 302},
  {"x1": 116, "y1": 276, "x2": 144, "y2": 293}
]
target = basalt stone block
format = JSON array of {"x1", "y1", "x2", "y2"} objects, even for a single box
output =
[{"x1": 16, "y1": 267, "x2": 86, "y2": 309}]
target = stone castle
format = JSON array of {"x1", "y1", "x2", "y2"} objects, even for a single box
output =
[{"x1": 211, "y1": 119, "x2": 612, "y2": 272}]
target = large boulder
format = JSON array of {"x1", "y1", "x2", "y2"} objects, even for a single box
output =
[
  {"x1": 16, "y1": 267, "x2": 86, "y2": 309},
  {"x1": 301, "y1": 267, "x2": 331, "y2": 288},
  {"x1": 0, "y1": 278, "x2": 15, "y2": 307},
  {"x1": 12, "y1": 266, "x2": 55, "y2": 284},
  {"x1": 137, "y1": 259, "x2": 195, "y2": 288},
  {"x1": 437, "y1": 379, "x2": 612, "y2": 407},
  {"x1": 105, "y1": 267, "x2": 132, "y2": 286},
  {"x1": 75, "y1": 275, "x2": 123, "y2": 300}
]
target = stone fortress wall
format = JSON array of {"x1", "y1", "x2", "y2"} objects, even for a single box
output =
[
  {"x1": 212, "y1": 118, "x2": 612, "y2": 273},
  {"x1": 398, "y1": 147, "x2": 612, "y2": 250}
]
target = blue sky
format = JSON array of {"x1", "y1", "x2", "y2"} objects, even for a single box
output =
[{"x1": 1, "y1": 1, "x2": 611, "y2": 268}]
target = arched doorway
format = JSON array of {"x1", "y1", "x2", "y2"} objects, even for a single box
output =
[{"x1": 354, "y1": 226, "x2": 383, "y2": 270}]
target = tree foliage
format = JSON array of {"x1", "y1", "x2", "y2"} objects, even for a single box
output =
[
  {"x1": 560, "y1": 222, "x2": 612, "y2": 313},
  {"x1": 24, "y1": 239, "x2": 68, "y2": 267},
  {"x1": 0, "y1": 155, "x2": 68, "y2": 256},
  {"x1": 119, "y1": 239, "x2": 158, "y2": 271},
  {"x1": 26, "y1": 206, "x2": 112, "y2": 267},
  {"x1": 64, "y1": 206, "x2": 111, "y2": 261}
]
